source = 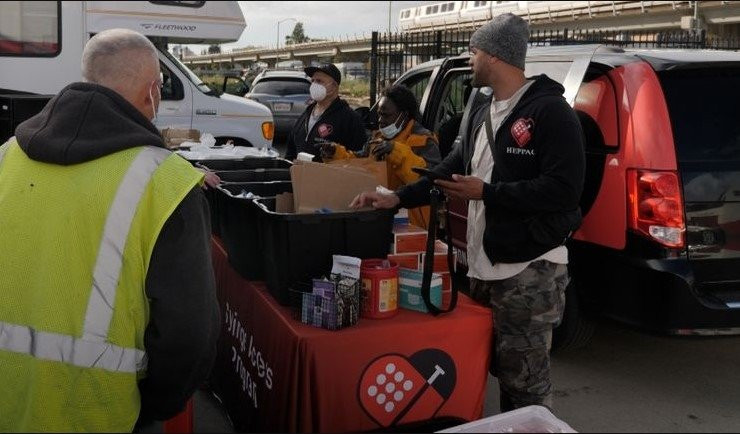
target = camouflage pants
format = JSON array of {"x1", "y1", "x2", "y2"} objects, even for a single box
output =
[{"x1": 469, "y1": 260, "x2": 568, "y2": 412}]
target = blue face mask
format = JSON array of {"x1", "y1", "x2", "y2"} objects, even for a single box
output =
[{"x1": 379, "y1": 113, "x2": 406, "y2": 139}]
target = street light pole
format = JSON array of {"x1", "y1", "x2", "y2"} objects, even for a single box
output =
[
  {"x1": 276, "y1": 18, "x2": 297, "y2": 66},
  {"x1": 388, "y1": 1, "x2": 392, "y2": 33}
]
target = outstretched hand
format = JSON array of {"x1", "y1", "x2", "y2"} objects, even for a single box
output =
[
  {"x1": 349, "y1": 191, "x2": 400, "y2": 209},
  {"x1": 199, "y1": 168, "x2": 221, "y2": 189}
]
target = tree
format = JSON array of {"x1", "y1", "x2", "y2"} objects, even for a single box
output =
[
  {"x1": 208, "y1": 44, "x2": 221, "y2": 54},
  {"x1": 285, "y1": 22, "x2": 309, "y2": 45}
]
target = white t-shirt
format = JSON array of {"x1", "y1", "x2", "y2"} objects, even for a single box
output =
[
  {"x1": 467, "y1": 80, "x2": 568, "y2": 281},
  {"x1": 307, "y1": 106, "x2": 322, "y2": 135}
]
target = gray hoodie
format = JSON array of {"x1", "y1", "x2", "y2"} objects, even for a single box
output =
[{"x1": 14, "y1": 82, "x2": 219, "y2": 424}]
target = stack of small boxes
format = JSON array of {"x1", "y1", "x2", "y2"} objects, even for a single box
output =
[
  {"x1": 296, "y1": 255, "x2": 362, "y2": 330},
  {"x1": 387, "y1": 210, "x2": 455, "y2": 312},
  {"x1": 299, "y1": 275, "x2": 360, "y2": 330}
]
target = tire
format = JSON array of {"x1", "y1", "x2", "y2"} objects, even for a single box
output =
[
  {"x1": 552, "y1": 277, "x2": 595, "y2": 352},
  {"x1": 215, "y1": 137, "x2": 252, "y2": 147}
]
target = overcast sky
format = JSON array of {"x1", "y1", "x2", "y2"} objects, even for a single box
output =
[{"x1": 190, "y1": 1, "x2": 430, "y2": 53}]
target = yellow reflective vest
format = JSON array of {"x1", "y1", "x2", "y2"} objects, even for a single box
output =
[{"x1": 0, "y1": 139, "x2": 203, "y2": 432}]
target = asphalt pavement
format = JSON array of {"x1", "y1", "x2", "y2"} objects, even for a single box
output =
[{"x1": 486, "y1": 320, "x2": 740, "y2": 432}]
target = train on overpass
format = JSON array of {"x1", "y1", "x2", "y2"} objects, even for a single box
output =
[{"x1": 398, "y1": 1, "x2": 738, "y2": 32}]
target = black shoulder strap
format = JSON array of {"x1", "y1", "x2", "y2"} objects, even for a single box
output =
[
  {"x1": 484, "y1": 107, "x2": 496, "y2": 155},
  {"x1": 420, "y1": 187, "x2": 458, "y2": 316}
]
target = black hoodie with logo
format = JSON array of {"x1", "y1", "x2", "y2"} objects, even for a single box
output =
[
  {"x1": 12, "y1": 82, "x2": 219, "y2": 424},
  {"x1": 397, "y1": 74, "x2": 585, "y2": 264},
  {"x1": 284, "y1": 97, "x2": 367, "y2": 161}
]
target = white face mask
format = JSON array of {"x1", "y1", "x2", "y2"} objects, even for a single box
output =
[
  {"x1": 310, "y1": 82, "x2": 327, "y2": 102},
  {"x1": 379, "y1": 113, "x2": 406, "y2": 139},
  {"x1": 149, "y1": 80, "x2": 160, "y2": 123}
]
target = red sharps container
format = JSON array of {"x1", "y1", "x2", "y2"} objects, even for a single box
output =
[{"x1": 360, "y1": 259, "x2": 399, "y2": 319}]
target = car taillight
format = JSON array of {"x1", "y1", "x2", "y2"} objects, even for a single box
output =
[
  {"x1": 261, "y1": 122, "x2": 274, "y2": 141},
  {"x1": 627, "y1": 169, "x2": 685, "y2": 248}
]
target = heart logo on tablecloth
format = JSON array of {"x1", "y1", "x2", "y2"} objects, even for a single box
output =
[{"x1": 357, "y1": 349, "x2": 456, "y2": 428}]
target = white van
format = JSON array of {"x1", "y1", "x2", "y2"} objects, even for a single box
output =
[{"x1": 0, "y1": 1, "x2": 274, "y2": 148}]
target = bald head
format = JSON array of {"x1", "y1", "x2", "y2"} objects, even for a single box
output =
[{"x1": 82, "y1": 29, "x2": 161, "y2": 120}]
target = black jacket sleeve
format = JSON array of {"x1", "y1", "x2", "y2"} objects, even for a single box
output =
[
  {"x1": 344, "y1": 109, "x2": 368, "y2": 152},
  {"x1": 396, "y1": 137, "x2": 466, "y2": 209},
  {"x1": 482, "y1": 99, "x2": 585, "y2": 213},
  {"x1": 284, "y1": 127, "x2": 297, "y2": 161},
  {"x1": 137, "y1": 186, "x2": 220, "y2": 423}
]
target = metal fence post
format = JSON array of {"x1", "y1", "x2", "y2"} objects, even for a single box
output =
[
  {"x1": 370, "y1": 31, "x2": 378, "y2": 107},
  {"x1": 435, "y1": 30, "x2": 443, "y2": 59}
]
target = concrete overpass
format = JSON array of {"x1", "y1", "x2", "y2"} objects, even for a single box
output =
[
  {"x1": 182, "y1": 1, "x2": 740, "y2": 68},
  {"x1": 184, "y1": 35, "x2": 372, "y2": 68}
]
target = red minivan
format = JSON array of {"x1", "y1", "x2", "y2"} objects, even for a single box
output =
[{"x1": 392, "y1": 46, "x2": 740, "y2": 349}]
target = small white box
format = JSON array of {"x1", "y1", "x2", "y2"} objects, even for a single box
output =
[{"x1": 437, "y1": 406, "x2": 576, "y2": 433}]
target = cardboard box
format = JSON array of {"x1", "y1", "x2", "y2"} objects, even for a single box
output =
[
  {"x1": 387, "y1": 252, "x2": 421, "y2": 271},
  {"x1": 161, "y1": 128, "x2": 200, "y2": 149},
  {"x1": 392, "y1": 222, "x2": 428, "y2": 254},
  {"x1": 327, "y1": 158, "x2": 388, "y2": 187},
  {"x1": 398, "y1": 268, "x2": 442, "y2": 313},
  {"x1": 290, "y1": 162, "x2": 377, "y2": 213},
  {"x1": 420, "y1": 240, "x2": 457, "y2": 273}
]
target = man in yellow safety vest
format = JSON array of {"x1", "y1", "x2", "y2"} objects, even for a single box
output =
[{"x1": 0, "y1": 28, "x2": 220, "y2": 431}]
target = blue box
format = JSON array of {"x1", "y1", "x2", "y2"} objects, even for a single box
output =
[{"x1": 398, "y1": 268, "x2": 442, "y2": 313}]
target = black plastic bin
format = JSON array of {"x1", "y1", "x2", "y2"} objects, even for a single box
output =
[
  {"x1": 199, "y1": 158, "x2": 292, "y2": 236},
  {"x1": 216, "y1": 168, "x2": 291, "y2": 183},
  {"x1": 254, "y1": 198, "x2": 394, "y2": 306},
  {"x1": 196, "y1": 158, "x2": 292, "y2": 172},
  {"x1": 218, "y1": 182, "x2": 293, "y2": 280}
]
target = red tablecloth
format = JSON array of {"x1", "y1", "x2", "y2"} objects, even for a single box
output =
[{"x1": 210, "y1": 238, "x2": 492, "y2": 433}]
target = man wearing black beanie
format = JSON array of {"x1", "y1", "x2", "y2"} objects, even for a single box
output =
[{"x1": 351, "y1": 13, "x2": 585, "y2": 412}]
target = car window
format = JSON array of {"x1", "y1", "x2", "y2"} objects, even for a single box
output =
[
  {"x1": 0, "y1": 1, "x2": 59, "y2": 57},
  {"x1": 251, "y1": 79, "x2": 310, "y2": 96},
  {"x1": 659, "y1": 67, "x2": 740, "y2": 162},
  {"x1": 160, "y1": 64, "x2": 184, "y2": 101},
  {"x1": 433, "y1": 70, "x2": 472, "y2": 130},
  {"x1": 398, "y1": 70, "x2": 433, "y2": 106}
]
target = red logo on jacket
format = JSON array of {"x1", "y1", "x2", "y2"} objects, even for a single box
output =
[
  {"x1": 317, "y1": 123, "x2": 333, "y2": 138},
  {"x1": 511, "y1": 118, "x2": 534, "y2": 147}
]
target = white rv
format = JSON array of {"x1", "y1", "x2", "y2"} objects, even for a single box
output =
[{"x1": 0, "y1": 1, "x2": 274, "y2": 148}]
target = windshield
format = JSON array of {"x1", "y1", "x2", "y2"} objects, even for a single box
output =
[
  {"x1": 251, "y1": 78, "x2": 310, "y2": 96},
  {"x1": 660, "y1": 67, "x2": 740, "y2": 163},
  {"x1": 161, "y1": 47, "x2": 215, "y2": 95}
]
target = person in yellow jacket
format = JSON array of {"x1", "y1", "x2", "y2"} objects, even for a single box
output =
[
  {"x1": 0, "y1": 29, "x2": 219, "y2": 432},
  {"x1": 322, "y1": 85, "x2": 441, "y2": 228}
]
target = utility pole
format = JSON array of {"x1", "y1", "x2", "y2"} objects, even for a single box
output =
[
  {"x1": 388, "y1": 1, "x2": 392, "y2": 33},
  {"x1": 276, "y1": 18, "x2": 297, "y2": 66}
]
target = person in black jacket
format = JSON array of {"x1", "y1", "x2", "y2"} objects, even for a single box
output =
[
  {"x1": 351, "y1": 14, "x2": 585, "y2": 412},
  {"x1": 284, "y1": 63, "x2": 366, "y2": 161}
]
